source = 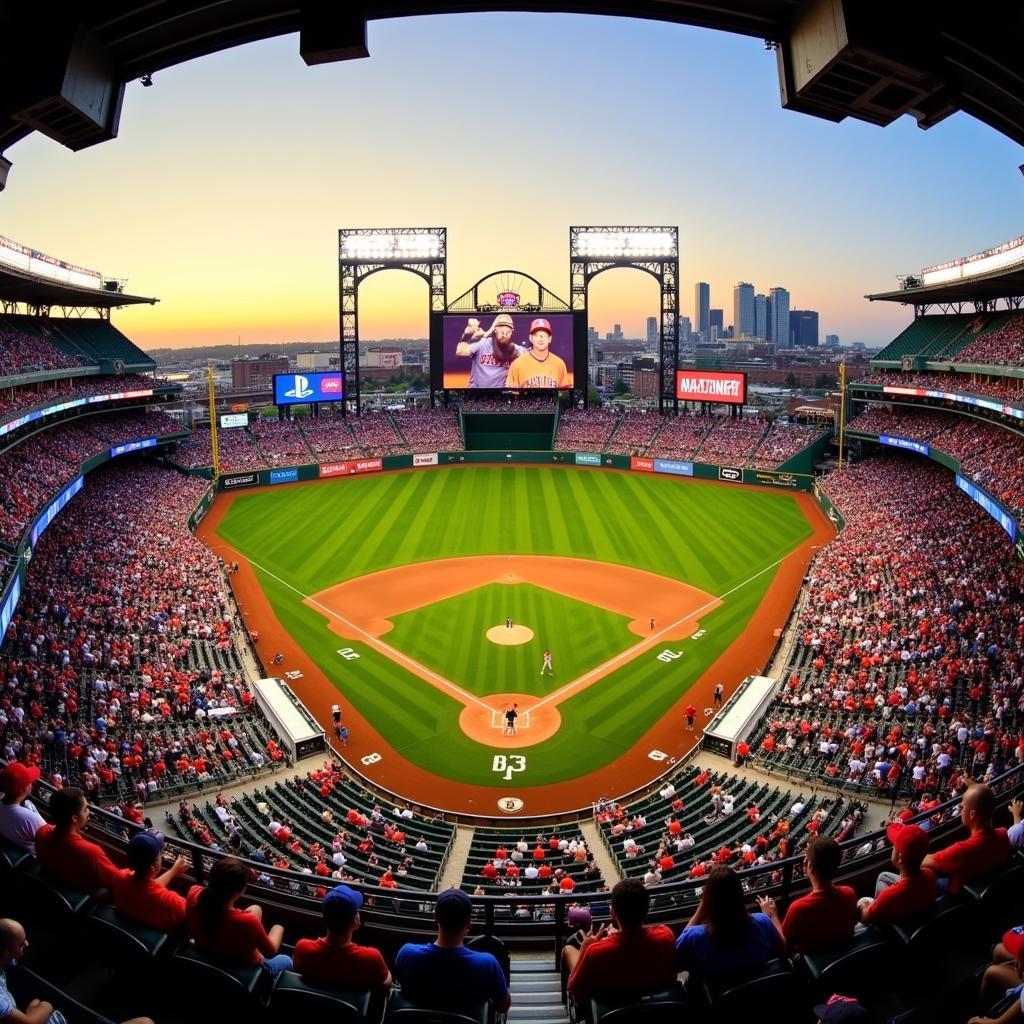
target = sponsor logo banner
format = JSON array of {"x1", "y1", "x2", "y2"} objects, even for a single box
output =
[
  {"x1": 270, "y1": 467, "x2": 299, "y2": 484},
  {"x1": 676, "y1": 370, "x2": 746, "y2": 405},
  {"x1": 879, "y1": 434, "x2": 929, "y2": 456},
  {"x1": 956, "y1": 475, "x2": 1017, "y2": 541},
  {"x1": 223, "y1": 473, "x2": 258, "y2": 489},
  {"x1": 413, "y1": 453, "x2": 439, "y2": 467},
  {"x1": 630, "y1": 457, "x2": 654, "y2": 473},
  {"x1": 749, "y1": 470, "x2": 800, "y2": 489},
  {"x1": 574, "y1": 452, "x2": 602, "y2": 466},
  {"x1": 319, "y1": 458, "x2": 383, "y2": 478},
  {"x1": 110, "y1": 437, "x2": 157, "y2": 458},
  {"x1": 654, "y1": 458, "x2": 693, "y2": 477},
  {"x1": 718, "y1": 466, "x2": 742, "y2": 482}
]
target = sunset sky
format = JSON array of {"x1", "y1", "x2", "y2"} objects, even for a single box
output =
[{"x1": 2, "y1": 12, "x2": 1022, "y2": 351}]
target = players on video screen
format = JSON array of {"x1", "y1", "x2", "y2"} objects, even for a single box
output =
[{"x1": 454, "y1": 315, "x2": 570, "y2": 389}]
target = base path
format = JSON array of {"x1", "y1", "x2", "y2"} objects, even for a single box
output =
[{"x1": 197, "y1": 473, "x2": 836, "y2": 816}]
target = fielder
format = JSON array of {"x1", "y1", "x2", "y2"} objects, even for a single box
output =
[{"x1": 540, "y1": 649, "x2": 553, "y2": 676}]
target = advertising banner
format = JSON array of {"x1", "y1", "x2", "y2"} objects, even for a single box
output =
[
  {"x1": 220, "y1": 413, "x2": 249, "y2": 429},
  {"x1": 575, "y1": 452, "x2": 602, "y2": 466},
  {"x1": 654, "y1": 458, "x2": 693, "y2": 477},
  {"x1": 718, "y1": 466, "x2": 742, "y2": 482},
  {"x1": 676, "y1": 370, "x2": 747, "y2": 405},
  {"x1": 270, "y1": 467, "x2": 299, "y2": 484},
  {"x1": 879, "y1": 435, "x2": 929, "y2": 456},
  {"x1": 319, "y1": 458, "x2": 383, "y2": 478},
  {"x1": 110, "y1": 438, "x2": 157, "y2": 458},
  {"x1": 223, "y1": 473, "x2": 258, "y2": 489},
  {"x1": 31, "y1": 475, "x2": 84, "y2": 547},
  {"x1": 630, "y1": 457, "x2": 654, "y2": 473},
  {"x1": 747, "y1": 469, "x2": 800, "y2": 489},
  {"x1": 413, "y1": 453, "x2": 439, "y2": 467},
  {"x1": 955, "y1": 475, "x2": 1017, "y2": 541},
  {"x1": 273, "y1": 372, "x2": 344, "y2": 407},
  {"x1": 0, "y1": 575, "x2": 21, "y2": 642}
]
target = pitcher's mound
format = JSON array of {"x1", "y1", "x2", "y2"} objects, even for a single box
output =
[{"x1": 487, "y1": 625, "x2": 534, "y2": 646}]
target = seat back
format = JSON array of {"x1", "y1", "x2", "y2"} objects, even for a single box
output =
[
  {"x1": 591, "y1": 982, "x2": 688, "y2": 1024},
  {"x1": 6, "y1": 964, "x2": 117, "y2": 1024},
  {"x1": 270, "y1": 971, "x2": 376, "y2": 1022},
  {"x1": 85, "y1": 904, "x2": 170, "y2": 962},
  {"x1": 171, "y1": 941, "x2": 264, "y2": 1006},
  {"x1": 802, "y1": 927, "x2": 891, "y2": 996},
  {"x1": 703, "y1": 959, "x2": 800, "y2": 1016},
  {"x1": 386, "y1": 990, "x2": 493, "y2": 1024},
  {"x1": 16, "y1": 862, "x2": 92, "y2": 919}
]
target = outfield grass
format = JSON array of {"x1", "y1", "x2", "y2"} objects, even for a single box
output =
[
  {"x1": 385, "y1": 583, "x2": 634, "y2": 697},
  {"x1": 216, "y1": 467, "x2": 812, "y2": 786}
]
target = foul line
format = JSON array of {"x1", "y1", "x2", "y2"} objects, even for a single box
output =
[
  {"x1": 527, "y1": 553, "x2": 789, "y2": 713},
  {"x1": 239, "y1": 553, "x2": 494, "y2": 713}
]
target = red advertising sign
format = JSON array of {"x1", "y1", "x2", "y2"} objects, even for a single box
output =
[
  {"x1": 675, "y1": 370, "x2": 747, "y2": 405},
  {"x1": 319, "y1": 458, "x2": 383, "y2": 478},
  {"x1": 631, "y1": 457, "x2": 654, "y2": 472}
]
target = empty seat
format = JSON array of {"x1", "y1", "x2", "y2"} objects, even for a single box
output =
[
  {"x1": 270, "y1": 971, "x2": 379, "y2": 1023},
  {"x1": 590, "y1": 981, "x2": 689, "y2": 1024}
]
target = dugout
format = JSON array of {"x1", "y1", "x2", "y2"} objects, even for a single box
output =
[
  {"x1": 703, "y1": 674, "x2": 781, "y2": 760},
  {"x1": 252, "y1": 677, "x2": 326, "y2": 761}
]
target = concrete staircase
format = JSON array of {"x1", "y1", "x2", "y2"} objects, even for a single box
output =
[
  {"x1": 438, "y1": 823, "x2": 475, "y2": 889},
  {"x1": 579, "y1": 819, "x2": 620, "y2": 886},
  {"x1": 509, "y1": 957, "x2": 569, "y2": 1024}
]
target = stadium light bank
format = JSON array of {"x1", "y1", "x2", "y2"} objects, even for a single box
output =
[
  {"x1": 573, "y1": 230, "x2": 676, "y2": 258},
  {"x1": 340, "y1": 231, "x2": 442, "y2": 261}
]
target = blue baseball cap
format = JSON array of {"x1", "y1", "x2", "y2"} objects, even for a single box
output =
[
  {"x1": 323, "y1": 884, "x2": 363, "y2": 925},
  {"x1": 127, "y1": 830, "x2": 164, "y2": 869}
]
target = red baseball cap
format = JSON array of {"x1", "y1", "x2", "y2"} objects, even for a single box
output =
[
  {"x1": 886, "y1": 822, "x2": 928, "y2": 866},
  {"x1": 1003, "y1": 925, "x2": 1024, "y2": 957},
  {"x1": 529, "y1": 318, "x2": 552, "y2": 335},
  {"x1": 0, "y1": 762, "x2": 40, "y2": 797}
]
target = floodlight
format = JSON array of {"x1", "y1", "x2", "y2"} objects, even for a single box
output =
[
  {"x1": 573, "y1": 229, "x2": 676, "y2": 259},
  {"x1": 340, "y1": 231, "x2": 442, "y2": 261}
]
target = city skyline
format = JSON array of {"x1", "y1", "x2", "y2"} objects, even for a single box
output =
[{"x1": 1, "y1": 13, "x2": 1022, "y2": 351}]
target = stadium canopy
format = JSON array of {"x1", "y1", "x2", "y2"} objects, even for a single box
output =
[
  {"x1": 1, "y1": 3, "x2": 1023, "y2": 190},
  {"x1": 0, "y1": 263, "x2": 157, "y2": 310}
]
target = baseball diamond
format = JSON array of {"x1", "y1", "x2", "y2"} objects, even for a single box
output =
[{"x1": 200, "y1": 463, "x2": 833, "y2": 813}]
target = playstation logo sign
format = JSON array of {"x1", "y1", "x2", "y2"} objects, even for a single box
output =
[{"x1": 284, "y1": 375, "x2": 314, "y2": 399}]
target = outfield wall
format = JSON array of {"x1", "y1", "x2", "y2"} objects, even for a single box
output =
[{"x1": 213, "y1": 451, "x2": 816, "y2": 492}]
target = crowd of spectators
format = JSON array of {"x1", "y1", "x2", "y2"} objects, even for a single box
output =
[
  {"x1": 648, "y1": 414, "x2": 716, "y2": 459},
  {"x1": 695, "y1": 416, "x2": 769, "y2": 465},
  {"x1": 250, "y1": 419, "x2": 313, "y2": 466},
  {"x1": 0, "y1": 373, "x2": 161, "y2": 420},
  {"x1": 173, "y1": 424, "x2": 267, "y2": 473},
  {"x1": 0, "y1": 322, "x2": 90, "y2": 377},
  {"x1": 293, "y1": 414, "x2": 358, "y2": 461},
  {"x1": 605, "y1": 411, "x2": 663, "y2": 456},
  {"x1": 554, "y1": 408, "x2": 618, "y2": 450},
  {"x1": 855, "y1": 370, "x2": 1024, "y2": 405},
  {"x1": 746, "y1": 422, "x2": 824, "y2": 470},
  {"x1": 953, "y1": 313, "x2": 1024, "y2": 365},
  {"x1": 0, "y1": 462, "x2": 277, "y2": 803},
  {"x1": 346, "y1": 412, "x2": 407, "y2": 458},
  {"x1": 0, "y1": 410, "x2": 184, "y2": 545},
  {"x1": 391, "y1": 409, "x2": 462, "y2": 451},
  {"x1": 456, "y1": 396, "x2": 557, "y2": 412},
  {"x1": 751, "y1": 455, "x2": 1024, "y2": 808}
]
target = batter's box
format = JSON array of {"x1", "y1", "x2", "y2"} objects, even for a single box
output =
[{"x1": 491, "y1": 708, "x2": 532, "y2": 730}]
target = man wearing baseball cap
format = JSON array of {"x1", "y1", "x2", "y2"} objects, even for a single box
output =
[
  {"x1": 396, "y1": 888, "x2": 510, "y2": 1013},
  {"x1": 454, "y1": 314, "x2": 525, "y2": 388},
  {"x1": 293, "y1": 884, "x2": 391, "y2": 990},
  {"x1": 112, "y1": 831, "x2": 189, "y2": 933},
  {"x1": 506, "y1": 319, "x2": 570, "y2": 389},
  {"x1": 0, "y1": 763, "x2": 44, "y2": 857},
  {"x1": 857, "y1": 823, "x2": 936, "y2": 926}
]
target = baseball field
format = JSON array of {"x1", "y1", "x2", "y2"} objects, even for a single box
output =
[{"x1": 202, "y1": 465, "x2": 830, "y2": 813}]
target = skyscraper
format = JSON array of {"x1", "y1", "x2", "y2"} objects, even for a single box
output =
[
  {"x1": 733, "y1": 282, "x2": 755, "y2": 340},
  {"x1": 754, "y1": 294, "x2": 767, "y2": 341},
  {"x1": 825, "y1": 333, "x2": 839, "y2": 348},
  {"x1": 709, "y1": 309, "x2": 724, "y2": 337},
  {"x1": 769, "y1": 287, "x2": 790, "y2": 348},
  {"x1": 679, "y1": 316, "x2": 692, "y2": 343},
  {"x1": 646, "y1": 316, "x2": 658, "y2": 346},
  {"x1": 694, "y1": 282, "x2": 710, "y2": 339},
  {"x1": 789, "y1": 310, "x2": 819, "y2": 349}
]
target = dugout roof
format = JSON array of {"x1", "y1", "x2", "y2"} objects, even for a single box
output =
[{"x1": 1, "y1": 3, "x2": 1023, "y2": 190}]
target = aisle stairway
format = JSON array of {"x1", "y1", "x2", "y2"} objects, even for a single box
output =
[{"x1": 509, "y1": 957, "x2": 569, "y2": 1024}]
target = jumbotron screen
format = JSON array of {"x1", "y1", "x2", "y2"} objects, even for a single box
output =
[
  {"x1": 676, "y1": 370, "x2": 747, "y2": 405},
  {"x1": 439, "y1": 313, "x2": 575, "y2": 390},
  {"x1": 273, "y1": 372, "x2": 344, "y2": 406}
]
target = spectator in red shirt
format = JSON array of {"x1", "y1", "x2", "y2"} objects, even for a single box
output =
[
  {"x1": 564, "y1": 878, "x2": 677, "y2": 1011},
  {"x1": 858, "y1": 824, "x2": 936, "y2": 926},
  {"x1": 185, "y1": 857, "x2": 292, "y2": 977},
  {"x1": 293, "y1": 884, "x2": 392, "y2": 990},
  {"x1": 761, "y1": 837, "x2": 857, "y2": 954},
  {"x1": 921, "y1": 783, "x2": 1010, "y2": 895},
  {"x1": 112, "y1": 831, "x2": 189, "y2": 934},
  {"x1": 34, "y1": 787, "x2": 119, "y2": 894}
]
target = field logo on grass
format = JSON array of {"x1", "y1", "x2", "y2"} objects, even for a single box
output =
[
  {"x1": 413, "y1": 453, "x2": 438, "y2": 466},
  {"x1": 656, "y1": 649, "x2": 683, "y2": 663},
  {"x1": 575, "y1": 452, "x2": 602, "y2": 466},
  {"x1": 492, "y1": 754, "x2": 526, "y2": 781},
  {"x1": 336, "y1": 648, "x2": 360, "y2": 660},
  {"x1": 499, "y1": 797, "x2": 525, "y2": 814}
]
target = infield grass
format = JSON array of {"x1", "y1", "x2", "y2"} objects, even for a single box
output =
[{"x1": 215, "y1": 466, "x2": 813, "y2": 786}]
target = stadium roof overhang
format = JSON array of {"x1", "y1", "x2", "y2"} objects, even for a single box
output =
[
  {"x1": 0, "y1": 265, "x2": 157, "y2": 309},
  {"x1": 1, "y1": 3, "x2": 1023, "y2": 190},
  {"x1": 865, "y1": 266, "x2": 1024, "y2": 307}
]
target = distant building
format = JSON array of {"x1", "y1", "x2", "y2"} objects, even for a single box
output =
[
  {"x1": 297, "y1": 352, "x2": 338, "y2": 370},
  {"x1": 769, "y1": 287, "x2": 791, "y2": 348},
  {"x1": 679, "y1": 316, "x2": 692, "y2": 343},
  {"x1": 733, "y1": 282, "x2": 756, "y2": 340},
  {"x1": 232, "y1": 355, "x2": 289, "y2": 390},
  {"x1": 709, "y1": 309, "x2": 724, "y2": 337},
  {"x1": 825, "y1": 333, "x2": 840, "y2": 348},
  {"x1": 694, "y1": 282, "x2": 710, "y2": 337},
  {"x1": 646, "y1": 317, "x2": 658, "y2": 346},
  {"x1": 789, "y1": 309, "x2": 819, "y2": 349},
  {"x1": 755, "y1": 294, "x2": 767, "y2": 341}
]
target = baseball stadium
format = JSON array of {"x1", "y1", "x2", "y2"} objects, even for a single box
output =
[{"x1": 1, "y1": 6, "x2": 1024, "y2": 1024}]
